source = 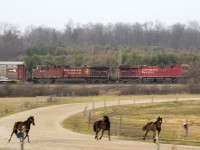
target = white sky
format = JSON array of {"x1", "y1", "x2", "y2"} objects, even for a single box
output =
[{"x1": 0, "y1": 0, "x2": 200, "y2": 30}]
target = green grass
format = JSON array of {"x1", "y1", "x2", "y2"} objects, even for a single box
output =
[{"x1": 62, "y1": 100, "x2": 200, "y2": 146}]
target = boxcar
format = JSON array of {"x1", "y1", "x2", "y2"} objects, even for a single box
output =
[
  {"x1": 117, "y1": 64, "x2": 192, "y2": 83},
  {"x1": 0, "y1": 61, "x2": 26, "y2": 83}
]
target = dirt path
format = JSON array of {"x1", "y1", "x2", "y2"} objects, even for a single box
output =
[{"x1": 0, "y1": 98, "x2": 200, "y2": 150}]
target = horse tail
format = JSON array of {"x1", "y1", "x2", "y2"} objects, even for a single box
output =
[
  {"x1": 142, "y1": 123, "x2": 149, "y2": 131},
  {"x1": 93, "y1": 121, "x2": 97, "y2": 132}
]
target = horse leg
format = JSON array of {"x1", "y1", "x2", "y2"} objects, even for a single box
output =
[
  {"x1": 158, "y1": 129, "x2": 161, "y2": 137},
  {"x1": 26, "y1": 134, "x2": 30, "y2": 143},
  {"x1": 95, "y1": 131, "x2": 98, "y2": 139},
  {"x1": 155, "y1": 130, "x2": 160, "y2": 143},
  {"x1": 23, "y1": 133, "x2": 29, "y2": 142},
  {"x1": 23, "y1": 134, "x2": 30, "y2": 143},
  {"x1": 23, "y1": 134, "x2": 27, "y2": 141},
  {"x1": 23, "y1": 130, "x2": 30, "y2": 142},
  {"x1": 27, "y1": 135, "x2": 30, "y2": 143},
  {"x1": 108, "y1": 129, "x2": 111, "y2": 141},
  {"x1": 8, "y1": 131, "x2": 15, "y2": 142},
  {"x1": 153, "y1": 131, "x2": 156, "y2": 143},
  {"x1": 95, "y1": 129, "x2": 101, "y2": 140},
  {"x1": 143, "y1": 129, "x2": 149, "y2": 140},
  {"x1": 99, "y1": 129, "x2": 104, "y2": 139}
]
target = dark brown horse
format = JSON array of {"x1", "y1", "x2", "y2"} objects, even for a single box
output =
[
  {"x1": 93, "y1": 115, "x2": 111, "y2": 141},
  {"x1": 8, "y1": 116, "x2": 35, "y2": 143},
  {"x1": 142, "y1": 116, "x2": 162, "y2": 143}
]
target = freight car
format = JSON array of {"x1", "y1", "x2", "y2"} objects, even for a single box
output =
[
  {"x1": 117, "y1": 64, "x2": 192, "y2": 83},
  {"x1": 31, "y1": 65, "x2": 110, "y2": 83},
  {"x1": 0, "y1": 61, "x2": 26, "y2": 83}
]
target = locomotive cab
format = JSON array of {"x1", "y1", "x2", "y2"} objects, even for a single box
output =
[
  {"x1": 181, "y1": 64, "x2": 192, "y2": 77},
  {"x1": 31, "y1": 65, "x2": 64, "y2": 83}
]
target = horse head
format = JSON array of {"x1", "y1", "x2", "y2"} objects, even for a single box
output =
[
  {"x1": 28, "y1": 116, "x2": 35, "y2": 126},
  {"x1": 103, "y1": 116, "x2": 109, "y2": 122},
  {"x1": 156, "y1": 116, "x2": 162, "y2": 126},
  {"x1": 103, "y1": 116, "x2": 110, "y2": 127}
]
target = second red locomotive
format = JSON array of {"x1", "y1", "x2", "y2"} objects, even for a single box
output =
[{"x1": 117, "y1": 64, "x2": 192, "y2": 83}]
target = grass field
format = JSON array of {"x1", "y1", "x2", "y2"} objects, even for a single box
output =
[{"x1": 62, "y1": 99, "x2": 200, "y2": 146}]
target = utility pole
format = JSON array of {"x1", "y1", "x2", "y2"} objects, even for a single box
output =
[{"x1": 119, "y1": 49, "x2": 122, "y2": 65}]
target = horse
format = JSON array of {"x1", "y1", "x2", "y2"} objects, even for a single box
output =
[
  {"x1": 8, "y1": 116, "x2": 35, "y2": 143},
  {"x1": 142, "y1": 116, "x2": 162, "y2": 143},
  {"x1": 93, "y1": 115, "x2": 111, "y2": 141}
]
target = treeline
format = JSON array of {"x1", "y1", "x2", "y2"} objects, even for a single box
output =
[{"x1": 0, "y1": 21, "x2": 200, "y2": 75}]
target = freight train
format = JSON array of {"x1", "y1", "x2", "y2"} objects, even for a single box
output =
[{"x1": 0, "y1": 61, "x2": 192, "y2": 84}]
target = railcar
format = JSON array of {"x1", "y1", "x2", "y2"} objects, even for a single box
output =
[
  {"x1": 0, "y1": 61, "x2": 26, "y2": 83},
  {"x1": 31, "y1": 65, "x2": 110, "y2": 83},
  {"x1": 117, "y1": 64, "x2": 192, "y2": 83}
]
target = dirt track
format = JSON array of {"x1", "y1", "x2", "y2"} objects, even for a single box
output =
[{"x1": 0, "y1": 98, "x2": 200, "y2": 150}]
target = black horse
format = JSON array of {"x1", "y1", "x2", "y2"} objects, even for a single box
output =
[
  {"x1": 8, "y1": 116, "x2": 35, "y2": 142},
  {"x1": 142, "y1": 116, "x2": 162, "y2": 143},
  {"x1": 93, "y1": 115, "x2": 111, "y2": 141}
]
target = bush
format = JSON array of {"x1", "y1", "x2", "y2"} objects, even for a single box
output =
[{"x1": 0, "y1": 83, "x2": 197, "y2": 97}]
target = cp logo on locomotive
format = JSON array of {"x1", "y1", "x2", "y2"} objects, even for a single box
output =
[{"x1": 85, "y1": 68, "x2": 90, "y2": 76}]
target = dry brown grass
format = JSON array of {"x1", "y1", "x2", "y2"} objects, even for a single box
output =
[{"x1": 63, "y1": 100, "x2": 200, "y2": 146}]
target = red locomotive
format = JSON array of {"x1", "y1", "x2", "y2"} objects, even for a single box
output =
[
  {"x1": 117, "y1": 64, "x2": 192, "y2": 83},
  {"x1": 31, "y1": 65, "x2": 110, "y2": 83}
]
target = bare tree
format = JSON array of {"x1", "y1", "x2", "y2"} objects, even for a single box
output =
[{"x1": 0, "y1": 23, "x2": 24, "y2": 60}]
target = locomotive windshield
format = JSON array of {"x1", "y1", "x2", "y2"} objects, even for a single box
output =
[
  {"x1": 37, "y1": 66, "x2": 49, "y2": 71},
  {"x1": 181, "y1": 65, "x2": 191, "y2": 72}
]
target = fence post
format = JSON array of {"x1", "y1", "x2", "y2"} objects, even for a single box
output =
[
  {"x1": 88, "y1": 112, "x2": 91, "y2": 130},
  {"x1": 83, "y1": 105, "x2": 87, "y2": 122},
  {"x1": 118, "y1": 116, "x2": 122, "y2": 137},
  {"x1": 151, "y1": 95, "x2": 154, "y2": 103},
  {"x1": 92, "y1": 102, "x2": 95, "y2": 115},
  {"x1": 176, "y1": 94, "x2": 178, "y2": 101},
  {"x1": 177, "y1": 125, "x2": 181, "y2": 144},
  {"x1": 185, "y1": 127, "x2": 188, "y2": 145},
  {"x1": 183, "y1": 120, "x2": 188, "y2": 144},
  {"x1": 36, "y1": 96, "x2": 38, "y2": 104},
  {"x1": 185, "y1": 126, "x2": 188, "y2": 144},
  {"x1": 133, "y1": 97, "x2": 135, "y2": 104},
  {"x1": 118, "y1": 97, "x2": 120, "y2": 110}
]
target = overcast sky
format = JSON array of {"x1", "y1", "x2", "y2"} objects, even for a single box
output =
[{"x1": 0, "y1": 0, "x2": 200, "y2": 30}]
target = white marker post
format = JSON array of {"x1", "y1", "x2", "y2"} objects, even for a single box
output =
[
  {"x1": 183, "y1": 120, "x2": 188, "y2": 144},
  {"x1": 20, "y1": 126, "x2": 25, "y2": 150},
  {"x1": 155, "y1": 131, "x2": 160, "y2": 150}
]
